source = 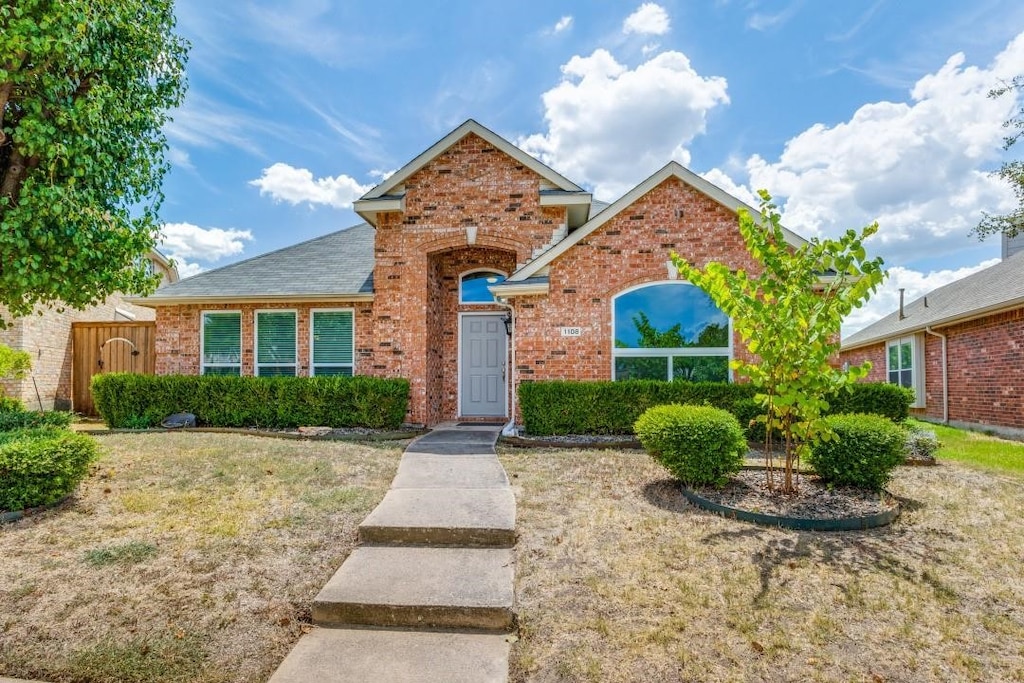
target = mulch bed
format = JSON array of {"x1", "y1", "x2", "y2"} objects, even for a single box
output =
[{"x1": 690, "y1": 468, "x2": 896, "y2": 519}]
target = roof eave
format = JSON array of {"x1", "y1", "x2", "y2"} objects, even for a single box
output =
[
  {"x1": 126, "y1": 293, "x2": 375, "y2": 308},
  {"x1": 354, "y1": 196, "x2": 405, "y2": 227},
  {"x1": 490, "y1": 282, "x2": 550, "y2": 298},
  {"x1": 539, "y1": 192, "x2": 593, "y2": 228},
  {"x1": 841, "y1": 296, "x2": 1024, "y2": 351}
]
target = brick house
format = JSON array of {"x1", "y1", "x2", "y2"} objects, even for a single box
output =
[
  {"x1": 134, "y1": 120, "x2": 810, "y2": 428},
  {"x1": 0, "y1": 251, "x2": 178, "y2": 411},
  {"x1": 839, "y1": 235, "x2": 1024, "y2": 438}
]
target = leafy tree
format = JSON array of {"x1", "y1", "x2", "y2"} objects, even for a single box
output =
[
  {"x1": 0, "y1": 342, "x2": 31, "y2": 388},
  {"x1": 0, "y1": 0, "x2": 188, "y2": 323},
  {"x1": 972, "y1": 76, "x2": 1023, "y2": 241},
  {"x1": 673, "y1": 191, "x2": 887, "y2": 493}
]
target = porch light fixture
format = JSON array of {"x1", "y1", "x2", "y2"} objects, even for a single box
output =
[{"x1": 502, "y1": 313, "x2": 513, "y2": 336}]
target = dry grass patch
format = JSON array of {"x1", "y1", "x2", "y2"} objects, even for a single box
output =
[
  {"x1": 500, "y1": 448, "x2": 1024, "y2": 683},
  {"x1": 0, "y1": 432, "x2": 403, "y2": 683}
]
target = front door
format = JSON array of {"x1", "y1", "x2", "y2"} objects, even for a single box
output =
[{"x1": 459, "y1": 314, "x2": 507, "y2": 417}]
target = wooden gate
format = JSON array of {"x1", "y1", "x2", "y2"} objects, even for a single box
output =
[{"x1": 72, "y1": 322, "x2": 156, "y2": 415}]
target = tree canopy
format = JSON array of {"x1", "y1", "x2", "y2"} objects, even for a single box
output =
[
  {"x1": 973, "y1": 76, "x2": 1023, "y2": 241},
  {"x1": 0, "y1": 0, "x2": 188, "y2": 321}
]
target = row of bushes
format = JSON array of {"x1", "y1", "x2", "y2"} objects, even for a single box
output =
[
  {"x1": 520, "y1": 380, "x2": 913, "y2": 436},
  {"x1": 92, "y1": 373, "x2": 411, "y2": 429},
  {"x1": 635, "y1": 405, "x2": 908, "y2": 491}
]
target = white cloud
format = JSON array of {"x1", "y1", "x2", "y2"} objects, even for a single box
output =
[
  {"x1": 843, "y1": 258, "x2": 1000, "y2": 337},
  {"x1": 369, "y1": 168, "x2": 397, "y2": 181},
  {"x1": 159, "y1": 223, "x2": 254, "y2": 277},
  {"x1": 167, "y1": 146, "x2": 193, "y2": 171},
  {"x1": 623, "y1": 3, "x2": 670, "y2": 36},
  {"x1": 249, "y1": 163, "x2": 373, "y2": 209},
  {"x1": 711, "y1": 31, "x2": 1024, "y2": 266},
  {"x1": 551, "y1": 16, "x2": 573, "y2": 34},
  {"x1": 519, "y1": 49, "x2": 728, "y2": 200}
]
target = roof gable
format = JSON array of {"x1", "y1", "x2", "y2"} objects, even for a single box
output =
[
  {"x1": 508, "y1": 161, "x2": 808, "y2": 282},
  {"x1": 360, "y1": 119, "x2": 584, "y2": 203}
]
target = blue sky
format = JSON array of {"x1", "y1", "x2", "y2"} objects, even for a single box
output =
[{"x1": 158, "y1": 0, "x2": 1024, "y2": 334}]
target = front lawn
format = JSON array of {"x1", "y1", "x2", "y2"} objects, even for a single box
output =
[
  {"x1": 910, "y1": 418, "x2": 1024, "y2": 475},
  {"x1": 0, "y1": 432, "x2": 402, "y2": 683},
  {"x1": 500, "y1": 446, "x2": 1024, "y2": 682}
]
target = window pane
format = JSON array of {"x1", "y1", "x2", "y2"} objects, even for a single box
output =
[
  {"x1": 900, "y1": 369, "x2": 913, "y2": 388},
  {"x1": 203, "y1": 366, "x2": 240, "y2": 376},
  {"x1": 673, "y1": 356, "x2": 730, "y2": 382},
  {"x1": 258, "y1": 366, "x2": 296, "y2": 378},
  {"x1": 900, "y1": 342, "x2": 913, "y2": 370},
  {"x1": 257, "y1": 312, "x2": 296, "y2": 365},
  {"x1": 888, "y1": 371, "x2": 900, "y2": 385},
  {"x1": 888, "y1": 344, "x2": 899, "y2": 370},
  {"x1": 615, "y1": 357, "x2": 669, "y2": 381},
  {"x1": 614, "y1": 285, "x2": 728, "y2": 349},
  {"x1": 461, "y1": 272, "x2": 505, "y2": 303},
  {"x1": 313, "y1": 311, "x2": 353, "y2": 365},
  {"x1": 203, "y1": 313, "x2": 241, "y2": 365},
  {"x1": 313, "y1": 366, "x2": 353, "y2": 377}
]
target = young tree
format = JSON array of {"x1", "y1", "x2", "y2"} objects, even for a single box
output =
[
  {"x1": 0, "y1": 0, "x2": 188, "y2": 322},
  {"x1": 972, "y1": 75, "x2": 1023, "y2": 241},
  {"x1": 673, "y1": 192, "x2": 886, "y2": 493}
]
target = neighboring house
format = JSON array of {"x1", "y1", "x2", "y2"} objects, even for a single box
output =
[
  {"x1": 0, "y1": 251, "x2": 179, "y2": 411},
  {"x1": 133, "y1": 119, "x2": 812, "y2": 428},
  {"x1": 840, "y1": 234, "x2": 1024, "y2": 438}
]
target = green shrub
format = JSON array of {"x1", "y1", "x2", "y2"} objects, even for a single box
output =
[
  {"x1": 827, "y1": 383, "x2": 913, "y2": 422},
  {"x1": 91, "y1": 374, "x2": 410, "y2": 429},
  {"x1": 0, "y1": 429, "x2": 99, "y2": 511},
  {"x1": 0, "y1": 396, "x2": 25, "y2": 413},
  {"x1": 807, "y1": 413, "x2": 906, "y2": 491},
  {"x1": 0, "y1": 410, "x2": 74, "y2": 432},
  {"x1": 635, "y1": 404, "x2": 747, "y2": 486},
  {"x1": 520, "y1": 380, "x2": 756, "y2": 435},
  {"x1": 519, "y1": 379, "x2": 909, "y2": 436},
  {"x1": 905, "y1": 427, "x2": 941, "y2": 460}
]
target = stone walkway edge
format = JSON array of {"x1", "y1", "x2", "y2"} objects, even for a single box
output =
[{"x1": 268, "y1": 424, "x2": 516, "y2": 683}]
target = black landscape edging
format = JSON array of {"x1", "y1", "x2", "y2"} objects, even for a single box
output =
[
  {"x1": 82, "y1": 427, "x2": 426, "y2": 441},
  {"x1": 680, "y1": 482, "x2": 900, "y2": 531},
  {"x1": 1, "y1": 496, "x2": 70, "y2": 524},
  {"x1": 499, "y1": 435, "x2": 642, "y2": 450}
]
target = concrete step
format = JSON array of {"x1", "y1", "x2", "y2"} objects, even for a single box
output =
[
  {"x1": 269, "y1": 627, "x2": 511, "y2": 683},
  {"x1": 392, "y1": 454, "x2": 510, "y2": 489},
  {"x1": 360, "y1": 488, "x2": 516, "y2": 547},
  {"x1": 313, "y1": 546, "x2": 515, "y2": 631}
]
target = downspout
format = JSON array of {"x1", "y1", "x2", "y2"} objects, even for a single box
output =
[
  {"x1": 494, "y1": 298, "x2": 517, "y2": 436},
  {"x1": 924, "y1": 327, "x2": 948, "y2": 424}
]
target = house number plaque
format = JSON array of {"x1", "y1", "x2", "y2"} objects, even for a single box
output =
[{"x1": 560, "y1": 327, "x2": 583, "y2": 337}]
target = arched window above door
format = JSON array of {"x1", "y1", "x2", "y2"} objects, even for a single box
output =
[{"x1": 460, "y1": 270, "x2": 506, "y2": 304}]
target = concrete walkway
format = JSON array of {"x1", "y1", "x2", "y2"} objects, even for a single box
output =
[{"x1": 270, "y1": 424, "x2": 516, "y2": 683}]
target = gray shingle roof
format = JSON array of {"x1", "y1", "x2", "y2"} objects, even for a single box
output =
[
  {"x1": 842, "y1": 251, "x2": 1024, "y2": 349},
  {"x1": 142, "y1": 223, "x2": 374, "y2": 301}
]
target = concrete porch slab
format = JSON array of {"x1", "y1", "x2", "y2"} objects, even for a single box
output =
[
  {"x1": 268, "y1": 627, "x2": 510, "y2": 683},
  {"x1": 392, "y1": 455, "x2": 510, "y2": 489},
  {"x1": 313, "y1": 546, "x2": 515, "y2": 630},
  {"x1": 360, "y1": 488, "x2": 516, "y2": 547}
]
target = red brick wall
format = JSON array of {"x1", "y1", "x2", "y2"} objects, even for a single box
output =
[
  {"x1": 371, "y1": 133, "x2": 568, "y2": 424},
  {"x1": 514, "y1": 176, "x2": 759, "y2": 388},
  {"x1": 840, "y1": 308, "x2": 1024, "y2": 431},
  {"x1": 153, "y1": 302, "x2": 375, "y2": 377}
]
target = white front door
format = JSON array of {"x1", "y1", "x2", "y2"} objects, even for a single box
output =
[{"x1": 459, "y1": 314, "x2": 507, "y2": 417}]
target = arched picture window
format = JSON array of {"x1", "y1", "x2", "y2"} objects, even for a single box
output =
[
  {"x1": 460, "y1": 271, "x2": 506, "y2": 304},
  {"x1": 613, "y1": 283, "x2": 731, "y2": 382}
]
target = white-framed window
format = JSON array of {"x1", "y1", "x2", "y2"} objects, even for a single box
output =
[
  {"x1": 255, "y1": 310, "x2": 297, "y2": 377},
  {"x1": 460, "y1": 270, "x2": 506, "y2": 304},
  {"x1": 201, "y1": 311, "x2": 242, "y2": 376},
  {"x1": 887, "y1": 335, "x2": 924, "y2": 407},
  {"x1": 612, "y1": 282, "x2": 731, "y2": 382},
  {"x1": 310, "y1": 309, "x2": 355, "y2": 377}
]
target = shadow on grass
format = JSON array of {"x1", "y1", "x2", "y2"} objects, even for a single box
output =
[{"x1": 643, "y1": 476, "x2": 948, "y2": 608}]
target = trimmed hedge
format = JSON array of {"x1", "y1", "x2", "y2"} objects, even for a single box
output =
[
  {"x1": 519, "y1": 380, "x2": 913, "y2": 436},
  {"x1": 807, "y1": 413, "x2": 907, "y2": 491},
  {"x1": 635, "y1": 404, "x2": 746, "y2": 486},
  {"x1": 0, "y1": 428, "x2": 99, "y2": 511},
  {"x1": 0, "y1": 410, "x2": 74, "y2": 432},
  {"x1": 92, "y1": 374, "x2": 410, "y2": 430}
]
